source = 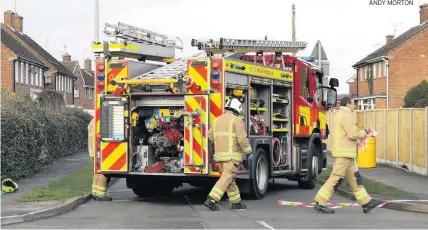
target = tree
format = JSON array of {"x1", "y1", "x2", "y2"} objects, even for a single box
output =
[{"x1": 403, "y1": 80, "x2": 428, "y2": 108}]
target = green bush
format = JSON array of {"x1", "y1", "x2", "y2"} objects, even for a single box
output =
[
  {"x1": 404, "y1": 80, "x2": 428, "y2": 108},
  {"x1": 1, "y1": 90, "x2": 92, "y2": 180}
]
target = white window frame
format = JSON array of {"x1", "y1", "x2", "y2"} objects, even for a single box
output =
[
  {"x1": 20, "y1": 62, "x2": 24, "y2": 83},
  {"x1": 39, "y1": 69, "x2": 43, "y2": 87},
  {"x1": 25, "y1": 63, "x2": 29, "y2": 85},
  {"x1": 34, "y1": 67, "x2": 38, "y2": 86},
  {"x1": 14, "y1": 62, "x2": 19, "y2": 83},
  {"x1": 372, "y1": 63, "x2": 377, "y2": 79},
  {"x1": 384, "y1": 62, "x2": 388, "y2": 77},
  {"x1": 378, "y1": 62, "x2": 382, "y2": 78},
  {"x1": 30, "y1": 65, "x2": 34, "y2": 85}
]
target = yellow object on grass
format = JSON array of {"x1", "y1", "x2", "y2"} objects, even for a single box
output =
[{"x1": 357, "y1": 136, "x2": 376, "y2": 168}]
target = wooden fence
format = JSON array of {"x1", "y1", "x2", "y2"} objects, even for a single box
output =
[{"x1": 327, "y1": 107, "x2": 428, "y2": 176}]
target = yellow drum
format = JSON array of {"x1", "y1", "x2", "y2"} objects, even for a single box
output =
[{"x1": 357, "y1": 136, "x2": 376, "y2": 168}]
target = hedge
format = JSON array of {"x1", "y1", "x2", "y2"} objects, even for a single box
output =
[
  {"x1": 1, "y1": 90, "x2": 92, "y2": 180},
  {"x1": 404, "y1": 80, "x2": 428, "y2": 108}
]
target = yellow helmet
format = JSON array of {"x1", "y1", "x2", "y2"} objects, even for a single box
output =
[{"x1": 2, "y1": 179, "x2": 18, "y2": 193}]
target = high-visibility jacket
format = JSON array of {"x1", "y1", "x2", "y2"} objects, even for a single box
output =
[
  {"x1": 88, "y1": 118, "x2": 95, "y2": 158},
  {"x1": 208, "y1": 110, "x2": 252, "y2": 162},
  {"x1": 330, "y1": 106, "x2": 366, "y2": 158}
]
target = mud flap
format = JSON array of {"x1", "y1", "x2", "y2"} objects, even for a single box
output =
[{"x1": 183, "y1": 95, "x2": 209, "y2": 174}]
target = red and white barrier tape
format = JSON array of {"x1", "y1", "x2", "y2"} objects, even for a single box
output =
[{"x1": 277, "y1": 200, "x2": 428, "y2": 209}]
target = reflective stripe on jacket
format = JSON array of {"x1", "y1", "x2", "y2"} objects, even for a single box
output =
[
  {"x1": 208, "y1": 110, "x2": 252, "y2": 162},
  {"x1": 88, "y1": 118, "x2": 95, "y2": 158},
  {"x1": 330, "y1": 106, "x2": 366, "y2": 158}
]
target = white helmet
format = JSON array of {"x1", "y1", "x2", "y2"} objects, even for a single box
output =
[{"x1": 225, "y1": 97, "x2": 242, "y2": 114}]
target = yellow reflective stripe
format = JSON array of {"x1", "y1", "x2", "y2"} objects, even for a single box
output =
[
  {"x1": 228, "y1": 120, "x2": 234, "y2": 153},
  {"x1": 228, "y1": 193, "x2": 241, "y2": 202},
  {"x1": 317, "y1": 188, "x2": 332, "y2": 200},
  {"x1": 244, "y1": 146, "x2": 252, "y2": 153},
  {"x1": 214, "y1": 152, "x2": 242, "y2": 156},
  {"x1": 209, "y1": 187, "x2": 224, "y2": 201},
  {"x1": 227, "y1": 189, "x2": 239, "y2": 197},
  {"x1": 215, "y1": 132, "x2": 237, "y2": 137},
  {"x1": 97, "y1": 186, "x2": 106, "y2": 192},
  {"x1": 354, "y1": 188, "x2": 369, "y2": 201}
]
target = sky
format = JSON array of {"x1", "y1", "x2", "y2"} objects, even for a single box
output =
[{"x1": 1, "y1": 0, "x2": 427, "y2": 94}]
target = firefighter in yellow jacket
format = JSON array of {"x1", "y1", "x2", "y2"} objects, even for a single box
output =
[
  {"x1": 314, "y1": 96, "x2": 380, "y2": 214},
  {"x1": 204, "y1": 97, "x2": 252, "y2": 211},
  {"x1": 88, "y1": 118, "x2": 112, "y2": 201}
]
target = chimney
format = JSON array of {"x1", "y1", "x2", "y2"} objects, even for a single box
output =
[
  {"x1": 386, "y1": 35, "x2": 394, "y2": 44},
  {"x1": 63, "y1": 53, "x2": 71, "y2": 62},
  {"x1": 4, "y1": 10, "x2": 14, "y2": 27},
  {"x1": 84, "y1": 58, "x2": 92, "y2": 72},
  {"x1": 420, "y1": 4, "x2": 428, "y2": 24}
]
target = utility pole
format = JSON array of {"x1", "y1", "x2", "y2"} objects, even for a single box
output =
[
  {"x1": 94, "y1": 0, "x2": 99, "y2": 43},
  {"x1": 292, "y1": 4, "x2": 296, "y2": 56}
]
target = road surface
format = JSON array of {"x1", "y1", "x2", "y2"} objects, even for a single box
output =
[{"x1": 5, "y1": 179, "x2": 428, "y2": 229}]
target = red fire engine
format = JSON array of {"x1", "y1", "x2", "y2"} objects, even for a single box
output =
[{"x1": 91, "y1": 22, "x2": 338, "y2": 199}]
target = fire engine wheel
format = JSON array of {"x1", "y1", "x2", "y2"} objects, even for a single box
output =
[
  {"x1": 249, "y1": 148, "x2": 269, "y2": 199},
  {"x1": 298, "y1": 148, "x2": 319, "y2": 190},
  {"x1": 132, "y1": 182, "x2": 174, "y2": 197}
]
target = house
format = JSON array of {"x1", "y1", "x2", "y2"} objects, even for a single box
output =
[
  {"x1": 60, "y1": 54, "x2": 95, "y2": 113},
  {"x1": 1, "y1": 10, "x2": 75, "y2": 104},
  {"x1": 349, "y1": 4, "x2": 428, "y2": 110}
]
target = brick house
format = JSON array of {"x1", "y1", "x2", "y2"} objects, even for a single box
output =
[
  {"x1": 1, "y1": 10, "x2": 75, "y2": 104},
  {"x1": 60, "y1": 55, "x2": 95, "y2": 112},
  {"x1": 349, "y1": 4, "x2": 428, "y2": 110}
]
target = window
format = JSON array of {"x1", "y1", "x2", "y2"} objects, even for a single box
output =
[
  {"x1": 360, "y1": 67, "x2": 364, "y2": 82},
  {"x1": 85, "y1": 88, "x2": 94, "y2": 100},
  {"x1": 35, "y1": 67, "x2": 38, "y2": 86},
  {"x1": 358, "y1": 99, "x2": 376, "y2": 110},
  {"x1": 20, "y1": 62, "x2": 24, "y2": 83},
  {"x1": 74, "y1": 84, "x2": 80, "y2": 98},
  {"x1": 378, "y1": 62, "x2": 382, "y2": 78},
  {"x1": 25, "y1": 63, "x2": 29, "y2": 85},
  {"x1": 39, "y1": 69, "x2": 43, "y2": 87},
  {"x1": 299, "y1": 65, "x2": 310, "y2": 100},
  {"x1": 30, "y1": 65, "x2": 34, "y2": 85},
  {"x1": 384, "y1": 62, "x2": 388, "y2": 77},
  {"x1": 373, "y1": 63, "x2": 377, "y2": 79},
  {"x1": 14, "y1": 62, "x2": 19, "y2": 83},
  {"x1": 315, "y1": 75, "x2": 323, "y2": 105}
]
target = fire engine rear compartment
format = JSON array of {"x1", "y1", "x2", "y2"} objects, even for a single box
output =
[{"x1": 128, "y1": 95, "x2": 189, "y2": 176}]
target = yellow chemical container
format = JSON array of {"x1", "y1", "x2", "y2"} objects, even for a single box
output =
[{"x1": 357, "y1": 136, "x2": 376, "y2": 168}]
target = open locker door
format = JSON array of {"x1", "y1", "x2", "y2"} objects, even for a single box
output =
[{"x1": 183, "y1": 95, "x2": 209, "y2": 174}]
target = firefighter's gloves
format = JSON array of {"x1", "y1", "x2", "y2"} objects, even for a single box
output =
[{"x1": 354, "y1": 171, "x2": 363, "y2": 186}]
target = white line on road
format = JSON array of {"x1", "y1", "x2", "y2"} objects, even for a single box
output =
[{"x1": 257, "y1": 220, "x2": 276, "y2": 230}]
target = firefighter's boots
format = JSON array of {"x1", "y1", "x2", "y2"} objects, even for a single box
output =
[{"x1": 313, "y1": 202, "x2": 335, "y2": 214}]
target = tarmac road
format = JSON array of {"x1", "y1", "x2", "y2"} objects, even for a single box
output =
[{"x1": 4, "y1": 179, "x2": 428, "y2": 229}]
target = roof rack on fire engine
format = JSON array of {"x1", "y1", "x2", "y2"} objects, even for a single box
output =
[
  {"x1": 91, "y1": 22, "x2": 184, "y2": 62},
  {"x1": 191, "y1": 38, "x2": 307, "y2": 55}
]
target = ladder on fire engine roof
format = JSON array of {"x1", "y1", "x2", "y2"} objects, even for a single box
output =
[
  {"x1": 133, "y1": 52, "x2": 207, "y2": 80},
  {"x1": 191, "y1": 38, "x2": 307, "y2": 54},
  {"x1": 133, "y1": 37, "x2": 308, "y2": 80},
  {"x1": 91, "y1": 22, "x2": 184, "y2": 62}
]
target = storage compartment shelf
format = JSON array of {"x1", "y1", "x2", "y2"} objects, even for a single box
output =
[
  {"x1": 272, "y1": 128, "x2": 289, "y2": 132},
  {"x1": 273, "y1": 118, "x2": 289, "y2": 122},
  {"x1": 273, "y1": 98, "x2": 289, "y2": 104},
  {"x1": 250, "y1": 107, "x2": 267, "y2": 111}
]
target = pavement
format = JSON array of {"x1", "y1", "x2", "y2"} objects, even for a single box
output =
[
  {"x1": 1, "y1": 152, "x2": 91, "y2": 217},
  {"x1": 3, "y1": 179, "x2": 428, "y2": 229}
]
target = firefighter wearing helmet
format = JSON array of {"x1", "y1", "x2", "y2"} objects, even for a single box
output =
[
  {"x1": 88, "y1": 118, "x2": 112, "y2": 201},
  {"x1": 204, "y1": 96, "x2": 253, "y2": 211}
]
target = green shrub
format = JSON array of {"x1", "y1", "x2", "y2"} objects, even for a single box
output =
[
  {"x1": 1, "y1": 90, "x2": 92, "y2": 180},
  {"x1": 404, "y1": 80, "x2": 428, "y2": 108}
]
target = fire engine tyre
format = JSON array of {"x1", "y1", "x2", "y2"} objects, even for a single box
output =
[
  {"x1": 249, "y1": 148, "x2": 269, "y2": 199},
  {"x1": 298, "y1": 149, "x2": 318, "y2": 190}
]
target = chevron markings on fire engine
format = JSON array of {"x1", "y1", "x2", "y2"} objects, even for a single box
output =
[{"x1": 277, "y1": 200, "x2": 428, "y2": 209}]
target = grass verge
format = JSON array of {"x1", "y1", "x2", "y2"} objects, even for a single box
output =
[
  {"x1": 319, "y1": 166, "x2": 410, "y2": 196},
  {"x1": 19, "y1": 162, "x2": 93, "y2": 202}
]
